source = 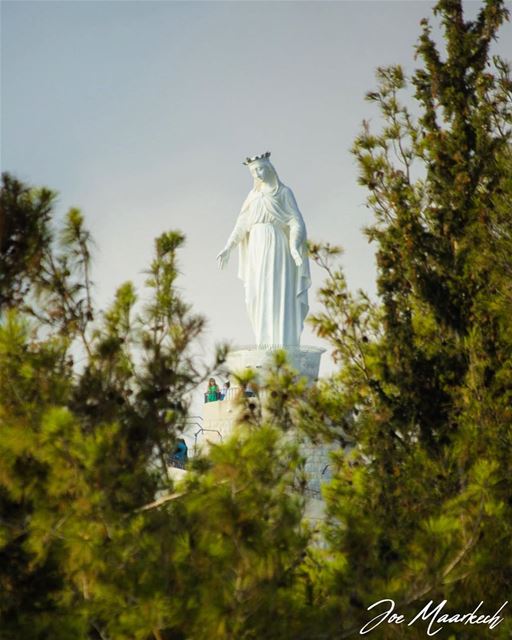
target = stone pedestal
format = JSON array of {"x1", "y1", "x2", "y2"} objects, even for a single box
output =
[
  {"x1": 226, "y1": 345, "x2": 324, "y2": 384},
  {"x1": 197, "y1": 345, "x2": 333, "y2": 523},
  {"x1": 199, "y1": 345, "x2": 325, "y2": 450}
]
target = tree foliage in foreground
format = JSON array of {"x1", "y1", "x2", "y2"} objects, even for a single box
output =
[
  {"x1": 0, "y1": 176, "x2": 311, "y2": 640},
  {"x1": 300, "y1": 0, "x2": 512, "y2": 637},
  {"x1": 1, "y1": 1, "x2": 512, "y2": 639}
]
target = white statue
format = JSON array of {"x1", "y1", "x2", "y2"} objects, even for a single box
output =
[{"x1": 217, "y1": 152, "x2": 311, "y2": 347}]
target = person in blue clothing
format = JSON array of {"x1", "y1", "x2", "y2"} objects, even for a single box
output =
[{"x1": 170, "y1": 439, "x2": 188, "y2": 469}]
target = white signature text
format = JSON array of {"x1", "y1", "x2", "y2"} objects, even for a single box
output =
[{"x1": 360, "y1": 599, "x2": 508, "y2": 636}]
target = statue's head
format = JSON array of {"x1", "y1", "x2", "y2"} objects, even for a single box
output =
[{"x1": 243, "y1": 152, "x2": 279, "y2": 191}]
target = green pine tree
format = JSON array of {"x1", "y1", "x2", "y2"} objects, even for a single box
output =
[
  {"x1": 301, "y1": 1, "x2": 512, "y2": 637},
  {"x1": 0, "y1": 175, "x2": 312, "y2": 640}
]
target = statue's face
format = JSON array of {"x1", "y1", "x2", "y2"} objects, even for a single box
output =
[{"x1": 249, "y1": 161, "x2": 270, "y2": 183}]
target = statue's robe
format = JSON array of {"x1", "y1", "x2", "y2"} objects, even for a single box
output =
[{"x1": 227, "y1": 182, "x2": 311, "y2": 347}]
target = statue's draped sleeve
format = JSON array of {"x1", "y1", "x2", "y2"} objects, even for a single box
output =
[
  {"x1": 281, "y1": 186, "x2": 306, "y2": 251},
  {"x1": 226, "y1": 193, "x2": 253, "y2": 249},
  {"x1": 236, "y1": 192, "x2": 254, "y2": 290},
  {"x1": 278, "y1": 186, "x2": 311, "y2": 324}
]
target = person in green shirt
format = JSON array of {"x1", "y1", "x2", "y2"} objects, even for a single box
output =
[{"x1": 205, "y1": 378, "x2": 220, "y2": 403}]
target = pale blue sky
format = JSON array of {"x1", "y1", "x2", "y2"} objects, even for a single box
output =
[{"x1": 2, "y1": 1, "x2": 511, "y2": 387}]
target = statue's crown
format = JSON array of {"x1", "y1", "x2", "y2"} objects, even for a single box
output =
[{"x1": 242, "y1": 151, "x2": 271, "y2": 166}]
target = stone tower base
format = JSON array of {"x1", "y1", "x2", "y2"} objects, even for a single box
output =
[
  {"x1": 198, "y1": 345, "x2": 332, "y2": 522},
  {"x1": 225, "y1": 345, "x2": 325, "y2": 384}
]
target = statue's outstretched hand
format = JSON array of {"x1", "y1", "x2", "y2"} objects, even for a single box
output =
[
  {"x1": 291, "y1": 247, "x2": 303, "y2": 267},
  {"x1": 217, "y1": 247, "x2": 231, "y2": 269}
]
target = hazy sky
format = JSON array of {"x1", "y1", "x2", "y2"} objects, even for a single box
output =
[{"x1": 2, "y1": 1, "x2": 511, "y2": 393}]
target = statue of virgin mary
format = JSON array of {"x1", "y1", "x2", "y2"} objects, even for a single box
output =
[{"x1": 217, "y1": 152, "x2": 311, "y2": 347}]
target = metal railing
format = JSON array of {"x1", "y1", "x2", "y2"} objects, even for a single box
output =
[{"x1": 193, "y1": 426, "x2": 223, "y2": 454}]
